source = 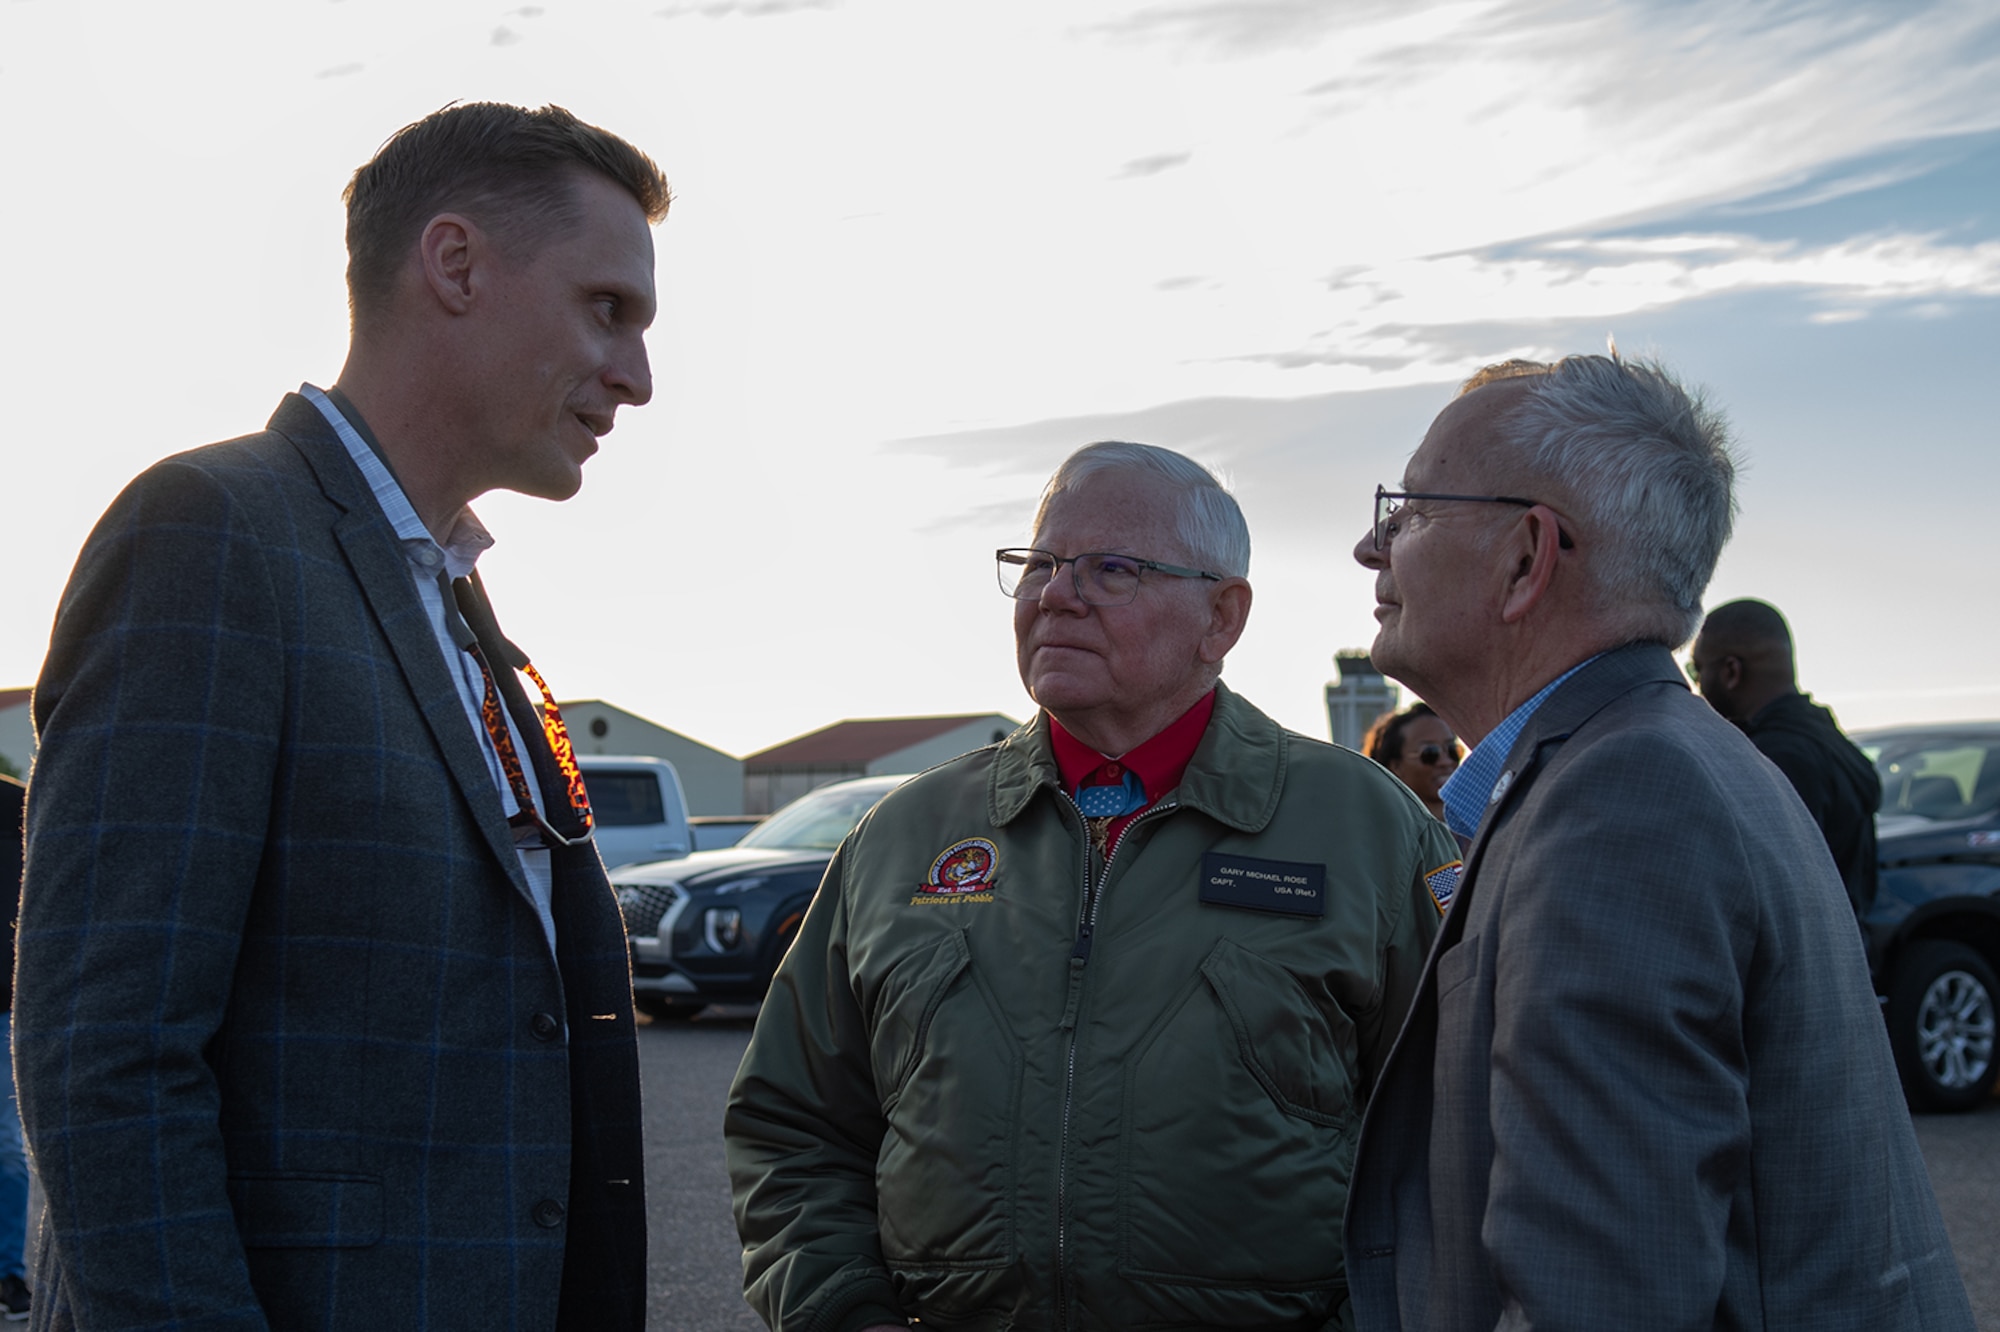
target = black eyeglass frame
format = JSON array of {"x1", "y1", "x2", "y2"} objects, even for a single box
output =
[
  {"x1": 996, "y1": 547, "x2": 1223, "y2": 607},
  {"x1": 1373, "y1": 485, "x2": 1574, "y2": 551}
]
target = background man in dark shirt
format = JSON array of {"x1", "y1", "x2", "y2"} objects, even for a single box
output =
[{"x1": 1690, "y1": 597, "x2": 1881, "y2": 916}]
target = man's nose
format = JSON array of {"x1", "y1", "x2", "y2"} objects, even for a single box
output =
[
  {"x1": 1354, "y1": 528, "x2": 1386, "y2": 570},
  {"x1": 610, "y1": 335, "x2": 653, "y2": 407},
  {"x1": 1037, "y1": 559, "x2": 1091, "y2": 611}
]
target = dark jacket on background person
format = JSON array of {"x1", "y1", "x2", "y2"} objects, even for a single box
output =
[
  {"x1": 727, "y1": 683, "x2": 1455, "y2": 1332},
  {"x1": 1741, "y1": 690, "x2": 1880, "y2": 916}
]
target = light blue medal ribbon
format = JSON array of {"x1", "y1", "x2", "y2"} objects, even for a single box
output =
[{"x1": 1075, "y1": 768, "x2": 1148, "y2": 817}]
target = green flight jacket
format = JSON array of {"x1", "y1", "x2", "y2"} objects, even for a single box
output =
[{"x1": 726, "y1": 684, "x2": 1456, "y2": 1332}]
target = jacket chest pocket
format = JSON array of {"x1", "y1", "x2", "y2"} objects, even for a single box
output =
[
  {"x1": 866, "y1": 928, "x2": 1022, "y2": 1277},
  {"x1": 1117, "y1": 939, "x2": 1355, "y2": 1308}
]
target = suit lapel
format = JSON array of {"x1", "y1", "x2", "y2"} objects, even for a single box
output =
[
  {"x1": 269, "y1": 394, "x2": 531, "y2": 892},
  {"x1": 1442, "y1": 642, "x2": 1693, "y2": 931}
]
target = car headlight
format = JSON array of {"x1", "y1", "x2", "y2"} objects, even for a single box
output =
[{"x1": 704, "y1": 906, "x2": 744, "y2": 953}]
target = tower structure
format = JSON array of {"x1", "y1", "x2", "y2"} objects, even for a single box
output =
[{"x1": 1325, "y1": 651, "x2": 1398, "y2": 751}]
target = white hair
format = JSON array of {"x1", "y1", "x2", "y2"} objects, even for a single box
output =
[
  {"x1": 1467, "y1": 354, "x2": 1738, "y2": 647},
  {"x1": 1034, "y1": 440, "x2": 1251, "y2": 577}
]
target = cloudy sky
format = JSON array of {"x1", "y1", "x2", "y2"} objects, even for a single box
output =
[{"x1": 3, "y1": 0, "x2": 1997, "y2": 756}]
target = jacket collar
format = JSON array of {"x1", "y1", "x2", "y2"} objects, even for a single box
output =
[
  {"x1": 266, "y1": 391, "x2": 383, "y2": 518},
  {"x1": 987, "y1": 680, "x2": 1287, "y2": 834},
  {"x1": 1458, "y1": 641, "x2": 1689, "y2": 867},
  {"x1": 263, "y1": 392, "x2": 540, "y2": 901}
]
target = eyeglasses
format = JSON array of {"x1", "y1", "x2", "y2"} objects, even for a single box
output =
[
  {"x1": 1373, "y1": 485, "x2": 1574, "y2": 551},
  {"x1": 997, "y1": 548, "x2": 1222, "y2": 607},
  {"x1": 1414, "y1": 742, "x2": 1460, "y2": 767}
]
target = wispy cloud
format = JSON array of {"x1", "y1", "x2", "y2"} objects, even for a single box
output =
[
  {"x1": 1117, "y1": 150, "x2": 1192, "y2": 179},
  {"x1": 655, "y1": 0, "x2": 837, "y2": 17},
  {"x1": 1090, "y1": 0, "x2": 1415, "y2": 58},
  {"x1": 1251, "y1": 229, "x2": 2000, "y2": 373}
]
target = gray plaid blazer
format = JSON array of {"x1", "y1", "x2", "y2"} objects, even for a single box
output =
[
  {"x1": 18, "y1": 395, "x2": 646, "y2": 1331},
  {"x1": 1344, "y1": 644, "x2": 1971, "y2": 1331}
]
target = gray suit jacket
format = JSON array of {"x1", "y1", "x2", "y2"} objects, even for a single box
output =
[
  {"x1": 18, "y1": 395, "x2": 646, "y2": 1331},
  {"x1": 1344, "y1": 644, "x2": 1971, "y2": 1331}
]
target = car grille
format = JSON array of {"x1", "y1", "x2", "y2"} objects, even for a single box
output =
[{"x1": 614, "y1": 881, "x2": 685, "y2": 937}]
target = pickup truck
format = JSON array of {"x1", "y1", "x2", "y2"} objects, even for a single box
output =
[{"x1": 576, "y1": 754, "x2": 694, "y2": 870}]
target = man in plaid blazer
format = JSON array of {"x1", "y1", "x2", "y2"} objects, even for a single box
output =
[
  {"x1": 19, "y1": 104, "x2": 670, "y2": 1331},
  {"x1": 1343, "y1": 355, "x2": 1972, "y2": 1330}
]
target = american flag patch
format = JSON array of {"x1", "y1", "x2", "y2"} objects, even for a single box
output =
[{"x1": 1424, "y1": 861, "x2": 1463, "y2": 916}]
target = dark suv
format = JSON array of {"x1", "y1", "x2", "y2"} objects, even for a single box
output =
[
  {"x1": 610, "y1": 774, "x2": 907, "y2": 1020},
  {"x1": 1857, "y1": 722, "x2": 2000, "y2": 1112}
]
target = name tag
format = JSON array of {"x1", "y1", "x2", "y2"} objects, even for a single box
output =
[{"x1": 1199, "y1": 852, "x2": 1326, "y2": 917}]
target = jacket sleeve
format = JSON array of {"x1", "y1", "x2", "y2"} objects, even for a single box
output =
[
  {"x1": 18, "y1": 462, "x2": 280, "y2": 1329},
  {"x1": 724, "y1": 837, "x2": 907, "y2": 1332},
  {"x1": 1479, "y1": 736, "x2": 1753, "y2": 1327}
]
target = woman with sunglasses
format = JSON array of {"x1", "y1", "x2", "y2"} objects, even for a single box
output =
[{"x1": 1363, "y1": 702, "x2": 1461, "y2": 821}]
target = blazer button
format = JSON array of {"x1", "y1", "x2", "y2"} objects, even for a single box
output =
[
  {"x1": 530, "y1": 1012, "x2": 561, "y2": 1041},
  {"x1": 533, "y1": 1198, "x2": 566, "y2": 1229}
]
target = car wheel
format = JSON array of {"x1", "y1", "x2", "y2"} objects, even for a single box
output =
[
  {"x1": 1886, "y1": 940, "x2": 1999, "y2": 1113},
  {"x1": 634, "y1": 994, "x2": 705, "y2": 1023}
]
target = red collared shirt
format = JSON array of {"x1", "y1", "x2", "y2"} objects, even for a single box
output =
[{"x1": 1050, "y1": 691, "x2": 1217, "y2": 857}]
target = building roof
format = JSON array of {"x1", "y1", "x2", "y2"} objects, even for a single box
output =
[
  {"x1": 0, "y1": 688, "x2": 30, "y2": 712},
  {"x1": 555, "y1": 699, "x2": 738, "y2": 760},
  {"x1": 746, "y1": 714, "x2": 1008, "y2": 767}
]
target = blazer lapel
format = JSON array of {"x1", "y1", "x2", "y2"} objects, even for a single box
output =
[
  {"x1": 269, "y1": 394, "x2": 530, "y2": 892},
  {"x1": 1447, "y1": 642, "x2": 1694, "y2": 926}
]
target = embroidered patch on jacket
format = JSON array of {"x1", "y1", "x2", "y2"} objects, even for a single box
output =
[
  {"x1": 911, "y1": 838, "x2": 999, "y2": 904},
  {"x1": 1425, "y1": 860, "x2": 1464, "y2": 916}
]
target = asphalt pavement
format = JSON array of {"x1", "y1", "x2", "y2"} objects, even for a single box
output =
[
  {"x1": 640, "y1": 1006, "x2": 767, "y2": 1332},
  {"x1": 1912, "y1": 1095, "x2": 2000, "y2": 1330},
  {"x1": 644, "y1": 1009, "x2": 2000, "y2": 1332},
  {"x1": 24, "y1": 1008, "x2": 1995, "y2": 1328}
]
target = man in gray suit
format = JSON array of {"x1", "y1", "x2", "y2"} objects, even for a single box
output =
[
  {"x1": 20, "y1": 103, "x2": 669, "y2": 1330},
  {"x1": 1343, "y1": 355, "x2": 1972, "y2": 1330}
]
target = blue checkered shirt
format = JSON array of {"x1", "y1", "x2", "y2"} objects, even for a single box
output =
[{"x1": 1439, "y1": 656, "x2": 1599, "y2": 842}]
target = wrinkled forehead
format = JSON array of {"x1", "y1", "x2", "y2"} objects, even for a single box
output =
[
  {"x1": 1032, "y1": 469, "x2": 1189, "y2": 557},
  {"x1": 1405, "y1": 379, "x2": 1539, "y2": 491}
]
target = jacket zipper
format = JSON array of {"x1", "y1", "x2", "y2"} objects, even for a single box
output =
[{"x1": 1053, "y1": 794, "x2": 1177, "y2": 1332}]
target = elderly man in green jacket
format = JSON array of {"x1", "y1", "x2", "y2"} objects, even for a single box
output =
[{"x1": 725, "y1": 441, "x2": 1457, "y2": 1332}]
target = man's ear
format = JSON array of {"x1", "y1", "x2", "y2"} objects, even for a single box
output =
[
  {"x1": 1198, "y1": 578, "x2": 1253, "y2": 665},
  {"x1": 1498, "y1": 505, "x2": 1564, "y2": 624},
  {"x1": 418, "y1": 213, "x2": 480, "y2": 314}
]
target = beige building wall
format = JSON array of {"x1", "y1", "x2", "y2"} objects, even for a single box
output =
[
  {"x1": 558, "y1": 700, "x2": 744, "y2": 816},
  {"x1": 870, "y1": 715, "x2": 1020, "y2": 776}
]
